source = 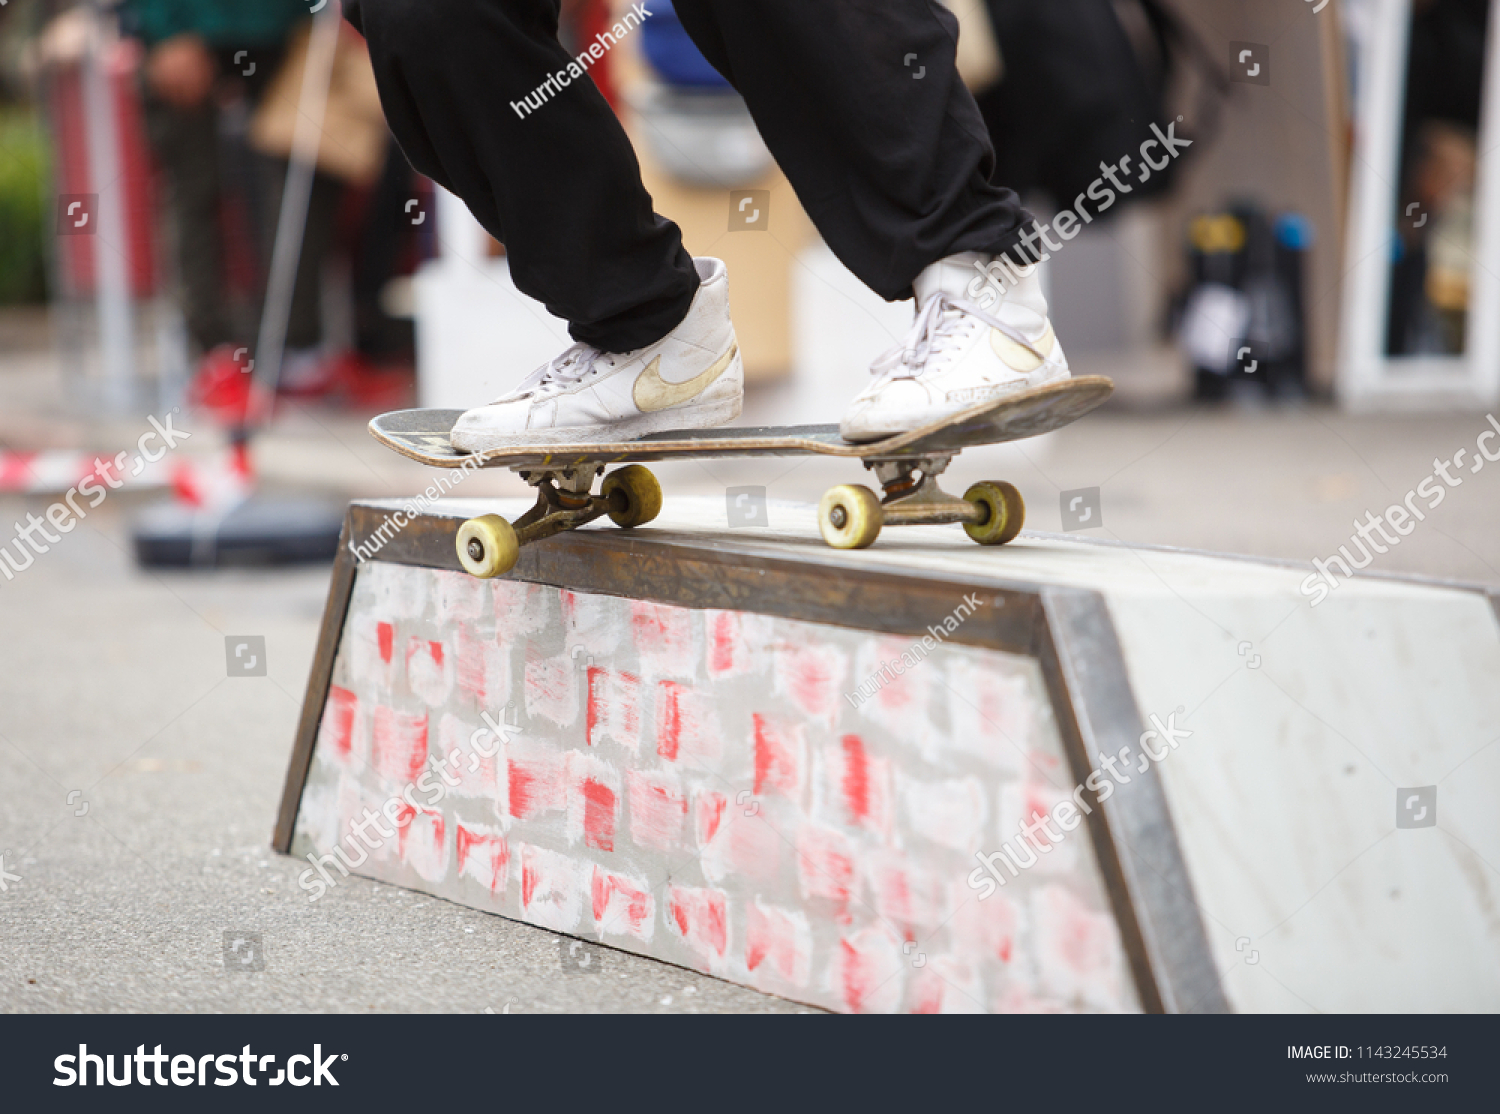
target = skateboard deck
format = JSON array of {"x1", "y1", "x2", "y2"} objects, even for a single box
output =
[
  {"x1": 368, "y1": 376, "x2": 1113, "y2": 575},
  {"x1": 370, "y1": 376, "x2": 1113, "y2": 469}
]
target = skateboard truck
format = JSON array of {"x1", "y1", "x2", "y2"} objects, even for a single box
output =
[
  {"x1": 455, "y1": 464, "x2": 663, "y2": 578},
  {"x1": 818, "y1": 454, "x2": 1024, "y2": 550},
  {"x1": 455, "y1": 452, "x2": 1025, "y2": 578}
]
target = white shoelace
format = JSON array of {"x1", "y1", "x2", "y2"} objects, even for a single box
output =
[
  {"x1": 501, "y1": 342, "x2": 613, "y2": 401},
  {"x1": 871, "y1": 293, "x2": 1039, "y2": 380}
]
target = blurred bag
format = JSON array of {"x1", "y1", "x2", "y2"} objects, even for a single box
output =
[
  {"x1": 975, "y1": 0, "x2": 1226, "y2": 209},
  {"x1": 943, "y1": 0, "x2": 1003, "y2": 94},
  {"x1": 249, "y1": 23, "x2": 388, "y2": 186}
]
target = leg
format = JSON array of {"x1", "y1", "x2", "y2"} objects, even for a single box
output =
[
  {"x1": 256, "y1": 162, "x2": 342, "y2": 352},
  {"x1": 352, "y1": 138, "x2": 416, "y2": 358},
  {"x1": 345, "y1": 0, "x2": 697, "y2": 352},
  {"x1": 143, "y1": 95, "x2": 234, "y2": 352},
  {"x1": 673, "y1": 0, "x2": 1067, "y2": 442},
  {"x1": 671, "y1": 0, "x2": 1034, "y2": 299}
]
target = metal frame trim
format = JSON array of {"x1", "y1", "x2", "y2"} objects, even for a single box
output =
[
  {"x1": 1036, "y1": 588, "x2": 1228, "y2": 1014},
  {"x1": 272, "y1": 513, "x2": 360, "y2": 853}
]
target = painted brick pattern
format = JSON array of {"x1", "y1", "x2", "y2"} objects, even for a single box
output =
[{"x1": 292, "y1": 562, "x2": 1137, "y2": 1013}]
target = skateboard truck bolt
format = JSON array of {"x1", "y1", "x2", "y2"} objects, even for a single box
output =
[
  {"x1": 828, "y1": 506, "x2": 849, "y2": 529},
  {"x1": 467, "y1": 539, "x2": 485, "y2": 561}
]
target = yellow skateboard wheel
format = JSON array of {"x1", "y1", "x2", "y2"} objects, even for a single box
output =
[
  {"x1": 819, "y1": 484, "x2": 883, "y2": 549},
  {"x1": 962, "y1": 481, "x2": 1025, "y2": 546},
  {"x1": 456, "y1": 514, "x2": 520, "y2": 578},
  {"x1": 602, "y1": 464, "x2": 663, "y2": 528}
]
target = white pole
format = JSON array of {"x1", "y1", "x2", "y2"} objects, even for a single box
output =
[
  {"x1": 247, "y1": 0, "x2": 343, "y2": 429},
  {"x1": 82, "y1": 0, "x2": 137, "y2": 412}
]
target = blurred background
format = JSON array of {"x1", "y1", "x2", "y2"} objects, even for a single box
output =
[
  {"x1": 1, "y1": 0, "x2": 1497, "y2": 529},
  {"x1": 1, "y1": 0, "x2": 1498, "y2": 1012},
  {"x1": 2, "y1": 1, "x2": 1497, "y2": 549}
]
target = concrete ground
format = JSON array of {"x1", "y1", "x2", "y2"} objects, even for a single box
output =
[{"x1": 2, "y1": 307, "x2": 1498, "y2": 1013}]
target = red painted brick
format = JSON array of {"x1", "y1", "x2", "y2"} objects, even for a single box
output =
[
  {"x1": 320, "y1": 686, "x2": 358, "y2": 761},
  {"x1": 705, "y1": 610, "x2": 749, "y2": 677},
  {"x1": 397, "y1": 803, "x2": 448, "y2": 883},
  {"x1": 834, "y1": 923, "x2": 904, "y2": 1014},
  {"x1": 566, "y1": 752, "x2": 621, "y2": 852},
  {"x1": 753, "y1": 713, "x2": 804, "y2": 801},
  {"x1": 655, "y1": 679, "x2": 721, "y2": 762},
  {"x1": 371, "y1": 705, "x2": 428, "y2": 785},
  {"x1": 631, "y1": 599, "x2": 696, "y2": 677},
  {"x1": 694, "y1": 790, "x2": 727, "y2": 848},
  {"x1": 406, "y1": 636, "x2": 454, "y2": 706},
  {"x1": 704, "y1": 811, "x2": 782, "y2": 885},
  {"x1": 745, "y1": 899, "x2": 810, "y2": 988},
  {"x1": 518, "y1": 843, "x2": 584, "y2": 933},
  {"x1": 668, "y1": 884, "x2": 728, "y2": 960},
  {"x1": 627, "y1": 768, "x2": 686, "y2": 851},
  {"x1": 455, "y1": 822, "x2": 509, "y2": 894},
  {"x1": 524, "y1": 647, "x2": 579, "y2": 727},
  {"x1": 507, "y1": 739, "x2": 566, "y2": 820},
  {"x1": 795, "y1": 823, "x2": 857, "y2": 908},
  {"x1": 585, "y1": 666, "x2": 641, "y2": 751},
  {"x1": 775, "y1": 643, "x2": 848, "y2": 724},
  {"x1": 591, "y1": 865, "x2": 655, "y2": 942},
  {"x1": 831, "y1": 734, "x2": 893, "y2": 837}
]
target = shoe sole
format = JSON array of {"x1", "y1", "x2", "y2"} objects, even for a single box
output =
[
  {"x1": 840, "y1": 366, "x2": 1071, "y2": 444},
  {"x1": 450, "y1": 394, "x2": 743, "y2": 453}
]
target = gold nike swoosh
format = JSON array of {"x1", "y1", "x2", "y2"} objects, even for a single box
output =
[
  {"x1": 632, "y1": 343, "x2": 739, "y2": 413},
  {"x1": 990, "y1": 322, "x2": 1055, "y2": 373}
]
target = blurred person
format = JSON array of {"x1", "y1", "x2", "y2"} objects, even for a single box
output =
[
  {"x1": 245, "y1": 16, "x2": 406, "y2": 404},
  {"x1": 1386, "y1": 0, "x2": 1489, "y2": 356},
  {"x1": 348, "y1": 141, "x2": 419, "y2": 368},
  {"x1": 347, "y1": 0, "x2": 1075, "y2": 449},
  {"x1": 123, "y1": 0, "x2": 341, "y2": 409},
  {"x1": 974, "y1": 0, "x2": 1214, "y2": 214}
]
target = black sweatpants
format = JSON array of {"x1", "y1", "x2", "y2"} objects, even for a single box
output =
[
  {"x1": 345, "y1": 0, "x2": 1032, "y2": 353},
  {"x1": 143, "y1": 47, "x2": 340, "y2": 355}
]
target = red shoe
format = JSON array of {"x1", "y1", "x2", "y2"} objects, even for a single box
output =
[
  {"x1": 321, "y1": 350, "x2": 416, "y2": 411},
  {"x1": 188, "y1": 344, "x2": 254, "y2": 423},
  {"x1": 276, "y1": 347, "x2": 340, "y2": 399},
  {"x1": 170, "y1": 441, "x2": 256, "y2": 512}
]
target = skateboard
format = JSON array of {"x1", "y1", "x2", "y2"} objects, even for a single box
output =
[{"x1": 370, "y1": 376, "x2": 1113, "y2": 578}]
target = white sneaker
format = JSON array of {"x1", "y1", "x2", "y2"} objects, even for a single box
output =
[
  {"x1": 839, "y1": 252, "x2": 1070, "y2": 442},
  {"x1": 450, "y1": 257, "x2": 743, "y2": 451}
]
